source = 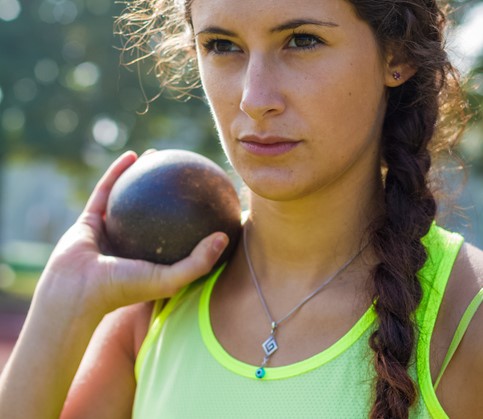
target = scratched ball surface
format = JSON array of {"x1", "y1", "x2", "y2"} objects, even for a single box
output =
[{"x1": 105, "y1": 149, "x2": 242, "y2": 266}]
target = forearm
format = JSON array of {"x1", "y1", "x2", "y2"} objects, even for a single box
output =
[{"x1": 0, "y1": 290, "x2": 103, "y2": 419}]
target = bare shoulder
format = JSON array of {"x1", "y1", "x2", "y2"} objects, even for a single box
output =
[
  {"x1": 439, "y1": 242, "x2": 483, "y2": 326},
  {"x1": 107, "y1": 300, "x2": 155, "y2": 357},
  {"x1": 455, "y1": 242, "x2": 483, "y2": 287},
  {"x1": 450, "y1": 241, "x2": 483, "y2": 353},
  {"x1": 434, "y1": 242, "x2": 483, "y2": 418},
  {"x1": 86, "y1": 301, "x2": 154, "y2": 358},
  {"x1": 438, "y1": 241, "x2": 483, "y2": 347}
]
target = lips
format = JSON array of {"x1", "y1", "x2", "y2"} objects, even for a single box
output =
[{"x1": 238, "y1": 135, "x2": 302, "y2": 157}]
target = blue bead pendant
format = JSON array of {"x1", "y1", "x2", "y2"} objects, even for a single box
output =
[
  {"x1": 255, "y1": 324, "x2": 278, "y2": 379},
  {"x1": 255, "y1": 367, "x2": 266, "y2": 379}
]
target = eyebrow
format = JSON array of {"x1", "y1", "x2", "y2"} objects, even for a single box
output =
[
  {"x1": 271, "y1": 18, "x2": 339, "y2": 33},
  {"x1": 195, "y1": 18, "x2": 339, "y2": 37},
  {"x1": 196, "y1": 26, "x2": 237, "y2": 37}
]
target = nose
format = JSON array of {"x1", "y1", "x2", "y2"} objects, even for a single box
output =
[{"x1": 240, "y1": 56, "x2": 285, "y2": 120}]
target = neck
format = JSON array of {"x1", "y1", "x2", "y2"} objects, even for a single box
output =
[{"x1": 244, "y1": 172, "x2": 383, "y2": 289}]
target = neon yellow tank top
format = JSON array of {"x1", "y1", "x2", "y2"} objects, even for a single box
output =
[{"x1": 133, "y1": 225, "x2": 477, "y2": 418}]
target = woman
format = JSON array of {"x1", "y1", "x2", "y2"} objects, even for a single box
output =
[{"x1": 1, "y1": 0, "x2": 482, "y2": 417}]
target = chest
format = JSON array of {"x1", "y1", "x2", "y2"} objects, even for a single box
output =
[
  {"x1": 209, "y1": 268, "x2": 374, "y2": 368},
  {"x1": 133, "y1": 283, "x2": 431, "y2": 419}
]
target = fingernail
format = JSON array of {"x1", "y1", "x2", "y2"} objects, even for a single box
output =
[
  {"x1": 141, "y1": 148, "x2": 157, "y2": 157},
  {"x1": 213, "y1": 234, "x2": 228, "y2": 254}
]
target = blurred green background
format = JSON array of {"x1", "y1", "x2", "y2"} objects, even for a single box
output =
[{"x1": 0, "y1": 0, "x2": 482, "y2": 305}]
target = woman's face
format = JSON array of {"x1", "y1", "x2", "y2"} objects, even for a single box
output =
[{"x1": 191, "y1": 0, "x2": 395, "y2": 201}]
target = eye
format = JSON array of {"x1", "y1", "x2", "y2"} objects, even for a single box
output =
[
  {"x1": 202, "y1": 38, "x2": 242, "y2": 55},
  {"x1": 287, "y1": 33, "x2": 323, "y2": 50}
]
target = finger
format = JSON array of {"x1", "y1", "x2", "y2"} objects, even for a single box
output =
[{"x1": 84, "y1": 151, "x2": 138, "y2": 215}]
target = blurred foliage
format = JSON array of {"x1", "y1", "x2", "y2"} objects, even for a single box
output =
[
  {"x1": 0, "y1": 0, "x2": 223, "y2": 181},
  {"x1": 448, "y1": 0, "x2": 483, "y2": 173}
]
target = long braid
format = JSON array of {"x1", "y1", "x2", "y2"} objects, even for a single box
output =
[
  {"x1": 369, "y1": 90, "x2": 437, "y2": 418},
  {"x1": 346, "y1": 1, "x2": 463, "y2": 417}
]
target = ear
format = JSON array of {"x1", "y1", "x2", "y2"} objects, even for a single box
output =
[{"x1": 384, "y1": 50, "x2": 417, "y2": 87}]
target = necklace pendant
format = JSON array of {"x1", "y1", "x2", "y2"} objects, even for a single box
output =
[
  {"x1": 255, "y1": 336, "x2": 278, "y2": 379},
  {"x1": 255, "y1": 367, "x2": 266, "y2": 379},
  {"x1": 256, "y1": 354, "x2": 270, "y2": 379},
  {"x1": 262, "y1": 334, "x2": 278, "y2": 357}
]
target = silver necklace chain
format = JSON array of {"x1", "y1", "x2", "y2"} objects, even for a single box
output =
[{"x1": 242, "y1": 226, "x2": 367, "y2": 379}]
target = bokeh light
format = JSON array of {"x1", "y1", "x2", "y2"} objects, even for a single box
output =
[
  {"x1": 73, "y1": 62, "x2": 100, "y2": 87},
  {"x1": 92, "y1": 116, "x2": 128, "y2": 150},
  {"x1": 34, "y1": 59, "x2": 60, "y2": 84},
  {"x1": 64, "y1": 62, "x2": 100, "y2": 90},
  {"x1": 13, "y1": 78, "x2": 38, "y2": 103},
  {"x1": 53, "y1": 109, "x2": 79, "y2": 134},
  {"x1": 0, "y1": 0, "x2": 21, "y2": 22},
  {"x1": 38, "y1": 0, "x2": 79, "y2": 25}
]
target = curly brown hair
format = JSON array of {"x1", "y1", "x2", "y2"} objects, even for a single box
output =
[
  {"x1": 116, "y1": 1, "x2": 469, "y2": 417},
  {"x1": 115, "y1": 0, "x2": 198, "y2": 98}
]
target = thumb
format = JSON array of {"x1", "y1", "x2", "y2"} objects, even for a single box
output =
[
  {"x1": 105, "y1": 232, "x2": 230, "y2": 307},
  {"x1": 163, "y1": 232, "x2": 230, "y2": 293}
]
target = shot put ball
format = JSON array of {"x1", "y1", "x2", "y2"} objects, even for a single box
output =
[{"x1": 105, "y1": 149, "x2": 242, "y2": 266}]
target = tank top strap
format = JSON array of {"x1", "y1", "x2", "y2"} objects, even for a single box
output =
[
  {"x1": 135, "y1": 288, "x2": 188, "y2": 380},
  {"x1": 134, "y1": 265, "x2": 226, "y2": 381},
  {"x1": 433, "y1": 289, "x2": 483, "y2": 390},
  {"x1": 416, "y1": 224, "x2": 464, "y2": 326},
  {"x1": 416, "y1": 224, "x2": 464, "y2": 418}
]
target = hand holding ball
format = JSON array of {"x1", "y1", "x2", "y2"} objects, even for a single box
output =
[{"x1": 105, "y1": 150, "x2": 242, "y2": 266}]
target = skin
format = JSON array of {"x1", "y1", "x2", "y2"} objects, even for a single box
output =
[{"x1": 0, "y1": 0, "x2": 482, "y2": 418}]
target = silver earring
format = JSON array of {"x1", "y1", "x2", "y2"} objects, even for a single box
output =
[{"x1": 393, "y1": 71, "x2": 401, "y2": 81}]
